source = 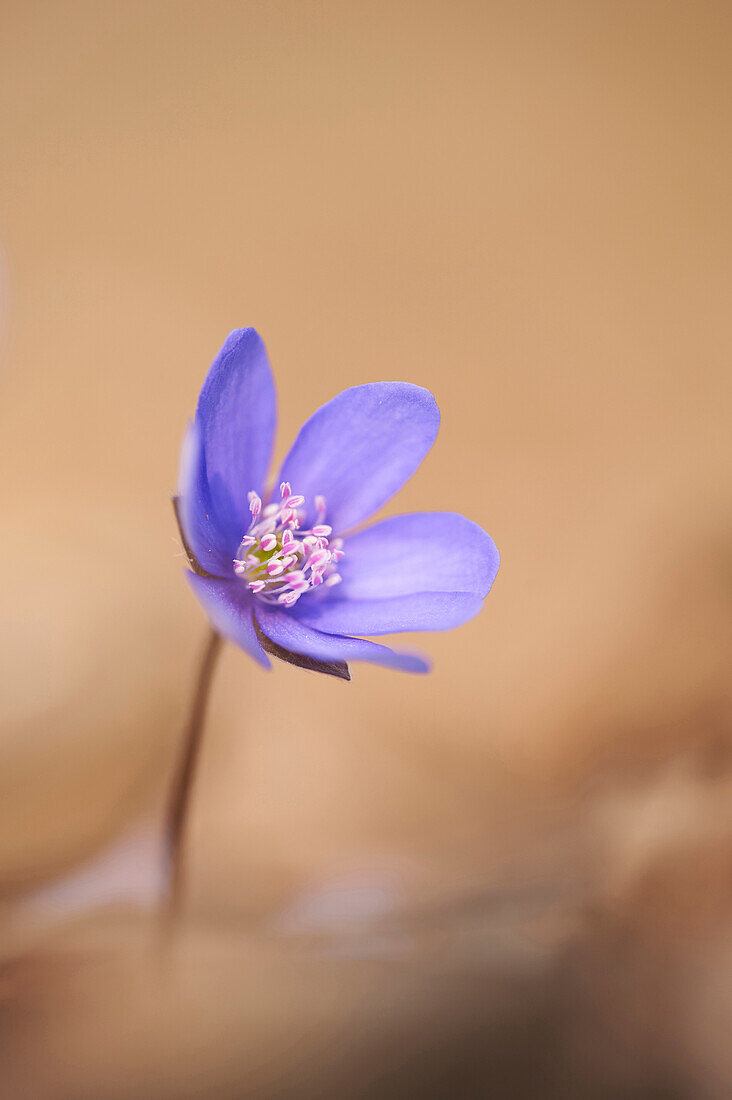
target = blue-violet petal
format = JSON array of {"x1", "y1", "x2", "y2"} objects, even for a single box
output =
[
  {"x1": 186, "y1": 573, "x2": 270, "y2": 667},
  {"x1": 292, "y1": 590, "x2": 485, "y2": 636},
  {"x1": 277, "y1": 381, "x2": 439, "y2": 533},
  {"x1": 338, "y1": 512, "x2": 499, "y2": 600},
  {"x1": 196, "y1": 328, "x2": 277, "y2": 553},
  {"x1": 255, "y1": 605, "x2": 429, "y2": 673},
  {"x1": 177, "y1": 420, "x2": 235, "y2": 577}
]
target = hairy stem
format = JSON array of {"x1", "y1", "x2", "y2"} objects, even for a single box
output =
[{"x1": 162, "y1": 627, "x2": 223, "y2": 923}]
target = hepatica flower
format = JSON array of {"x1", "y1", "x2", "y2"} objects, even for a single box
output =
[{"x1": 176, "y1": 329, "x2": 499, "y2": 679}]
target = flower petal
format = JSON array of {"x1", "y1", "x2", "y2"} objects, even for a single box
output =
[
  {"x1": 291, "y1": 590, "x2": 485, "y2": 636},
  {"x1": 196, "y1": 329, "x2": 277, "y2": 551},
  {"x1": 277, "y1": 382, "x2": 439, "y2": 533},
  {"x1": 186, "y1": 573, "x2": 270, "y2": 667},
  {"x1": 176, "y1": 420, "x2": 234, "y2": 577},
  {"x1": 255, "y1": 605, "x2": 429, "y2": 673},
  {"x1": 337, "y1": 512, "x2": 499, "y2": 599}
]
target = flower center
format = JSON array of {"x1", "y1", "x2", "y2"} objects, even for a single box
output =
[{"x1": 233, "y1": 483, "x2": 343, "y2": 607}]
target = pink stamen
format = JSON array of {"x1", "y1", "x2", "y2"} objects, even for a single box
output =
[
  {"x1": 252, "y1": 518, "x2": 276, "y2": 537},
  {"x1": 234, "y1": 485, "x2": 342, "y2": 608}
]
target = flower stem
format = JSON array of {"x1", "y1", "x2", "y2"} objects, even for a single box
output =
[{"x1": 162, "y1": 627, "x2": 223, "y2": 924}]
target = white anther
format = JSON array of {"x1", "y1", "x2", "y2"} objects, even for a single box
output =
[
  {"x1": 325, "y1": 573, "x2": 342, "y2": 587},
  {"x1": 249, "y1": 580, "x2": 265, "y2": 592},
  {"x1": 280, "y1": 482, "x2": 291, "y2": 499},
  {"x1": 312, "y1": 524, "x2": 332, "y2": 537},
  {"x1": 260, "y1": 534, "x2": 278, "y2": 551},
  {"x1": 307, "y1": 549, "x2": 329, "y2": 570}
]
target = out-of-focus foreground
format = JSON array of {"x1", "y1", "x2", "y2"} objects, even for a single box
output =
[{"x1": 0, "y1": 2, "x2": 730, "y2": 1097}]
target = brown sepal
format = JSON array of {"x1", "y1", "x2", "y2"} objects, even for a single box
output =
[{"x1": 254, "y1": 616, "x2": 351, "y2": 681}]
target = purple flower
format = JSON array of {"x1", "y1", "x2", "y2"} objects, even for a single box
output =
[{"x1": 176, "y1": 329, "x2": 499, "y2": 678}]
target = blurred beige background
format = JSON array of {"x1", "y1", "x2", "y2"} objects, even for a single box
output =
[{"x1": 0, "y1": 1, "x2": 730, "y2": 1097}]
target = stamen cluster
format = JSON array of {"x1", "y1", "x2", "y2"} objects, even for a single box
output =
[{"x1": 233, "y1": 483, "x2": 343, "y2": 607}]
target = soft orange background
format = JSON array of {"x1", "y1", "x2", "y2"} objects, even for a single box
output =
[{"x1": 0, "y1": 2, "x2": 730, "y2": 1097}]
